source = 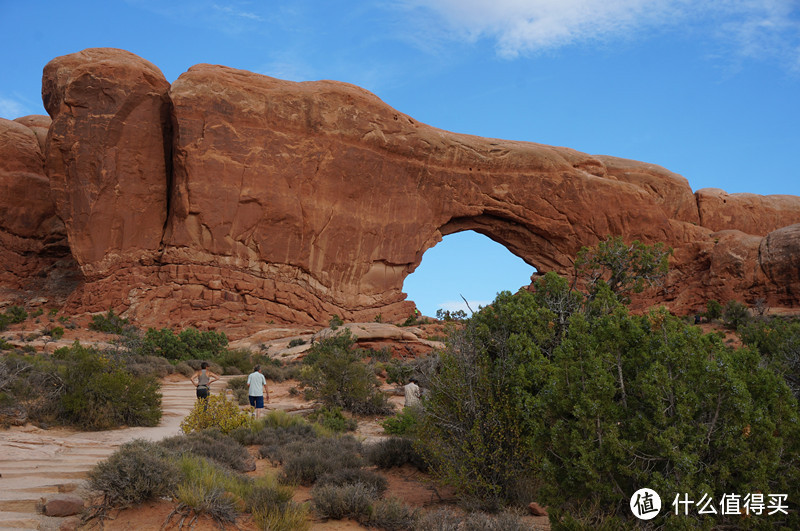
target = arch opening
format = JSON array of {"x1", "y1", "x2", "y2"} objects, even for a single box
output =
[{"x1": 403, "y1": 230, "x2": 537, "y2": 318}]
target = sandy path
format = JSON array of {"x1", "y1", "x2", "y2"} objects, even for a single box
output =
[{"x1": 0, "y1": 375, "x2": 200, "y2": 530}]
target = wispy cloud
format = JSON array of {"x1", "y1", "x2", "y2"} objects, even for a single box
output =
[
  {"x1": 0, "y1": 94, "x2": 31, "y2": 120},
  {"x1": 400, "y1": 0, "x2": 800, "y2": 66}
]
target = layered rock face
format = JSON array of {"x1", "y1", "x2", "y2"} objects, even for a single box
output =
[
  {"x1": 0, "y1": 116, "x2": 75, "y2": 298},
  {"x1": 3, "y1": 48, "x2": 798, "y2": 327}
]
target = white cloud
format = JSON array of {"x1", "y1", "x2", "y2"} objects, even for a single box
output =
[
  {"x1": 401, "y1": 0, "x2": 800, "y2": 63},
  {"x1": 0, "y1": 95, "x2": 27, "y2": 120}
]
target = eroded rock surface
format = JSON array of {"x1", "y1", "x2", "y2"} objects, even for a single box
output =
[
  {"x1": 2, "y1": 48, "x2": 796, "y2": 327},
  {"x1": 0, "y1": 116, "x2": 74, "y2": 298},
  {"x1": 43, "y1": 47, "x2": 171, "y2": 277}
]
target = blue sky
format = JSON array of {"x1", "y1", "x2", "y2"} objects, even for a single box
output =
[{"x1": 2, "y1": 1, "x2": 798, "y2": 317}]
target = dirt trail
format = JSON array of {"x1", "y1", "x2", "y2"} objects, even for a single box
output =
[{"x1": 0, "y1": 375, "x2": 202, "y2": 530}]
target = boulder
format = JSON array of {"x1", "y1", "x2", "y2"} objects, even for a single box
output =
[
  {"x1": 760, "y1": 224, "x2": 800, "y2": 302},
  {"x1": 42, "y1": 494, "x2": 84, "y2": 517}
]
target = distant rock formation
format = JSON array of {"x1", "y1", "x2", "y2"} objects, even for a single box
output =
[{"x1": 1, "y1": 48, "x2": 798, "y2": 328}]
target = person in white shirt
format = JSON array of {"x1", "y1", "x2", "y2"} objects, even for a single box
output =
[
  {"x1": 247, "y1": 365, "x2": 269, "y2": 419},
  {"x1": 404, "y1": 378, "x2": 421, "y2": 408}
]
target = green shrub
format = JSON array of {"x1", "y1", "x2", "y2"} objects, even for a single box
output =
[
  {"x1": 141, "y1": 327, "x2": 228, "y2": 361},
  {"x1": 316, "y1": 468, "x2": 388, "y2": 498},
  {"x1": 420, "y1": 287, "x2": 800, "y2": 525},
  {"x1": 363, "y1": 497, "x2": 419, "y2": 531},
  {"x1": 252, "y1": 502, "x2": 311, "y2": 531},
  {"x1": 309, "y1": 406, "x2": 357, "y2": 432},
  {"x1": 55, "y1": 343, "x2": 161, "y2": 430},
  {"x1": 180, "y1": 393, "x2": 252, "y2": 434},
  {"x1": 88, "y1": 309, "x2": 130, "y2": 334},
  {"x1": 704, "y1": 299, "x2": 723, "y2": 321},
  {"x1": 246, "y1": 474, "x2": 294, "y2": 513},
  {"x1": 5, "y1": 305, "x2": 28, "y2": 324},
  {"x1": 385, "y1": 359, "x2": 414, "y2": 386},
  {"x1": 739, "y1": 316, "x2": 800, "y2": 403},
  {"x1": 170, "y1": 454, "x2": 246, "y2": 528},
  {"x1": 381, "y1": 408, "x2": 420, "y2": 436},
  {"x1": 288, "y1": 338, "x2": 306, "y2": 348},
  {"x1": 300, "y1": 330, "x2": 393, "y2": 415},
  {"x1": 215, "y1": 347, "x2": 251, "y2": 374},
  {"x1": 329, "y1": 314, "x2": 344, "y2": 329},
  {"x1": 87, "y1": 439, "x2": 178, "y2": 508},
  {"x1": 366, "y1": 437, "x2": 427, "y2": 471},
  {"x1": 160, "y1": 430, "x2": 254, "y2": 473},
  {"x1": 311, "y1": 483, "x2": 375, "y2": 520},
  {"x1": 723, "y1": 299, "x2": 751, "y2": 329},
  {"x1": 45, "y1": 326, "x2": 64, "y2": 340}
]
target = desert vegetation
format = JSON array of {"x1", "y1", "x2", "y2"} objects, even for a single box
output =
[{"x1": 3, "y1": 237, "x2": 799, "y2": 529}]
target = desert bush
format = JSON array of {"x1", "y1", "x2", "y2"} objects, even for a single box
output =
[
  {"x1": 87, "y1": 439, "x2": 178, "y2": 508},
  {"x1": 366, "y1": 437, "x2": 428, "y2": 471},
  {"x1": 723, "y1": 299, "x2": 751, "y2": 329},
  {"x1": 260, "y1": 362, "x2": 287, "y2": 382},
  {"x1": 124, "y1": 354, "x2": 174, "y2": 378},
  {"x1": 329, "y1": 314, "x2": 344, "y2": 329},
  {"x1": 170, "y1": 454, "x2": 247, "y2": 527},
  {"x1": 160, "y1": 429, "x2": 254, "y2": 473},
  {"x1": 5, "y1": 305, "x2": 29, "y2": 324},
  {"x1": 226, "y1": 375, "x2": 250, "y2": 404},
  {"x1": 311, "y1": 482, "x2": 375, "y2": 520},
  {"x1": 252, "y1": 424, "x2": 319, "y2": 459},
  {"x1": 385, "y1": 359, "x2": 415, "y2": 385},
  {"x1": 414, "y1": 508, "x2": 533, "y2": 531},
  {"x1": 316, "y1": 468, "x2": 388, "y2": 498},
  {"x1": 704, "y1": 298, "x2": 723, "y2": 321},
  {"x1": 175, "y1": 361, "x2": 194, "y2": 377},
  {"x1": 54, "y1": 343, "x2": 161, "y2": 430},
  {"x1": 45, "y1": 326, "x2": 65, "y2": 340},
  {"x1": 363, "y1": 497, "x2": 419, "y2": 531},
  {"x1": 288, "y1": 338, "x2": 306, "y2": 348},
  {"x1": 185, "y1": 359, "x2": 224, "y2": 374},
  {"x1": 88, "y1": 309, "x2": 130, "y2": 335},
  {"x1": 309, "y1": 406, "x2": 357, "y2": 432},
  {"x1": 141, "y1": 327, "x2": 228, "y2": 361},
  {"x1": 300, "y1": 330, "x2": 393, "y2": 415},
  {"x1": 180, "y1": 393, "x2": 252, "y2": 434},
  {"x1": 245, "y1": 474, "x2": 294, "y2": 512},
  {"x1": 279, "y1": 436, "x2": 363, "y2": 485},
  {"x1": 0, "y1": 354, "x2": 64, "y2": 424},
  {"x1": 215, "y1": 347, "x2": 251, "y2": 374},
  {"x1": 381, "y1": 407, "x2": 420, "y2": 436},
  {"x1": 252, "y1": 502, "x2": 311, "y2": 531}
]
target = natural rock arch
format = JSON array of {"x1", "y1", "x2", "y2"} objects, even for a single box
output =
[{"x1": 3, "y1": 48, "x2": 798, "y2": 332}]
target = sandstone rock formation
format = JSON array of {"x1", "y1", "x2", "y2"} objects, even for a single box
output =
[
  {"x1": 0, "y1": 116, "x2": 75, "y2": 299},
  {"x1": 43, "y1": 48, "x2": 171, "y2": 277},
  {"x1": 1, "y1": 48, "x2": 798, "y2": 329}
]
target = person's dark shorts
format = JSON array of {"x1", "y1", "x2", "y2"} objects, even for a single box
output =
[
  {"x1": 196, "y1": 386, "x2": 209, "y2": 399},
  {"x1": 249, "y1": 395, "x2": 264, "y2": 408}
]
